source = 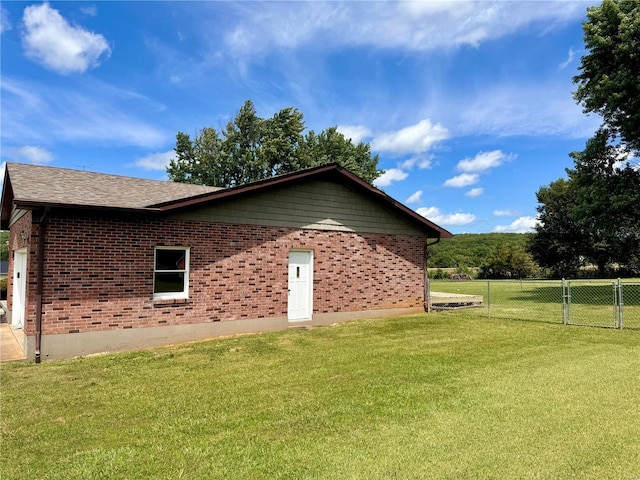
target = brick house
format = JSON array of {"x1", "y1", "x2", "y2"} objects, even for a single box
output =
[{"x1": 1, "y1": 162, "x2": 452, "y2": 361}]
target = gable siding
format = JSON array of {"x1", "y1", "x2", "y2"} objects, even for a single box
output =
[{"x1": 169, "y1": 180, "x2": 424, "y2": 236}]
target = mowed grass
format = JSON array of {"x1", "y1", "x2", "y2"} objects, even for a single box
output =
[{"x1": 2, "y1": 314, "x2": 640, "y2": 479}]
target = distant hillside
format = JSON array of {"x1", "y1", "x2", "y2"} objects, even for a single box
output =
[{"x1": 427, "y1": 233, "x2": 533, "y2": 268}]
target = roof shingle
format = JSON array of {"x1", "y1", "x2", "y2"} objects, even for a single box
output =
[{"x1": 5, "y1": 163, "x2": 221, "y2": 210}]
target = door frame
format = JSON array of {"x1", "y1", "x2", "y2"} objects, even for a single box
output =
[
  {"x1": 287, "y1": 249, "x2": 313, "y2": 322},
  {"x1": 12, "y1": 248, "x2": 28, "y2": 329}
]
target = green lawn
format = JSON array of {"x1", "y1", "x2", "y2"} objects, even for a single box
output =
[{"x1": 2, "y1": 314, "x2": 639, "y2": 479}]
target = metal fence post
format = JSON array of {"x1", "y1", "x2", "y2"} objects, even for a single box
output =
[
  {"x1": 618, "y1": 278, "x2": 624, "y2": 329},
  {"x1": 612, "y1": 281, "x2": 618, "y2": 328},
  {"x1": 487, "y1": 280, "x2": 491, "y2": 318},
  {"x1": 562, "y1": 278, "x2": 566, "y2": 325}
]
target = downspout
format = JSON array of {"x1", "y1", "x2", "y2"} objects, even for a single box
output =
[
  {"x1": 34, "y1": 208, "x2": 49, "y2": 364},
  {"x1": 424, "y1": 237, "x2": 441, "y2": 313}
]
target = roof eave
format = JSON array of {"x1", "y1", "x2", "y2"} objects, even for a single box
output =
[{"x1": 13, "y1": 199, "x2": 163, "y2": 216}]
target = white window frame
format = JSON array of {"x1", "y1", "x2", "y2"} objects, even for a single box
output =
[{"x1": 153, "y1": 246, "x2": 190, "y2": 300}]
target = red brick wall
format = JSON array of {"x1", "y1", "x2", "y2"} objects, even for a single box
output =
[{"x1": 27, "y1": 212, "x2": 426, "y2": 335}]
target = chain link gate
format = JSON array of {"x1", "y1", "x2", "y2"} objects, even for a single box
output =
[{"x1": 562, "y1": 279, "x2": 628, "y2": 328}]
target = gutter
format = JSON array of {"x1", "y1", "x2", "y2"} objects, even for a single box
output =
[{"x1": 34, "y1": 208, "x2": 48, "y2": 363}]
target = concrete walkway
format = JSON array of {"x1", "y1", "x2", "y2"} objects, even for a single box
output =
[{"x1": 0, "y1": 323, "x2": 26, "y2": 363}]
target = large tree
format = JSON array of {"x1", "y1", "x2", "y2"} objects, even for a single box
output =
[
  {"x1": 167, "y1": 100, "x2": 381, "y2": 187},
  {"x1": 573, "y1": 0, "x2": 640, "y2": 153},
  {"x1": 532, "y1": 0, "x2": 640, "y2": 278},
  {"x1": 531, "y1": 131, "x2": 640, "y2": 277},
  {"x1": 530, "y1": 178, "x2": 586, "y2": 278},
  {"x1": 569, "y1": 130, "x2": 640, "y2": 275}
]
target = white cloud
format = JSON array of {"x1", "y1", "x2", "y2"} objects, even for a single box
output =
[
  {"x1": 457, "y1": 150, "x2": 513, "y2": 173},
  {"x1": 416, "y1": 206, "x2": 475, "y2": 226},
  {"x1": 493, "y1": 209, "x2": 521, "y2": 217},
  {"x1": 222, "y1": 2, "x2": 585, "y2": 57},
  {"x1": 443, "y1": 173, "x2": 478, "y2": 188},
  {"x1": 80, "y1": 6, "x2": 98, "y2": 17},
  {"x1": 493, "y1": 216, "x2": 539, "y2": 233},
  {"x1": 371, "y1": 119, "x2": 449, "y2": 155},
  {"x1": 400, "y1": 155, "x2": 433, "y2": 170},
  {"x1": 133, "y1": 150, "x2": 175, "y2": 171},
  {"x1": 8, "y1": 146, "x2": 54, "y2": 164},
  {"x1": 1, "y1": 7, "x2": 11, "y2": 34},
  {"x1": 373, "y1": 168, "x2": 408, "y2": 187},
  {"x1": 1, "y1": 77, "x2": 167, "y2": 148},
  {"x1": 465, "y1": 188, "x2": 484, "y2": 198},
  {"x1": 559, "y1": 47, "x2": 576, "y2": 69},
  {"x1": 22, "y1": 3, "x2": 111, "y2": 74},
  {"x1": 406, "y1": 190, "x2": 423, "y2": 204},
  {"x1": 454, "y1": 82, "x2": 599, "y2": 139},
  {"x1": 336, "y1": 125, "x2": 372, "y2": 144}
]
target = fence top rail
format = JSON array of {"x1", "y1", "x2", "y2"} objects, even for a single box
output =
[{"x1": 429, "y1": 278, "x2": 640, "y2": 284}]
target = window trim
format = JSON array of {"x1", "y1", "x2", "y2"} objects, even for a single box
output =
[{"x1": 153, "y1": 246, "x2": 190, "y2": 300}]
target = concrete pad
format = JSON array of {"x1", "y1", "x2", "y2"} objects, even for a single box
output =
[
  {"x1": 0, "y1": 324, "x2": 26, "y2": 363},
  {"x1": 429, "y1": 291, "x2": 483, "y2": 309}
]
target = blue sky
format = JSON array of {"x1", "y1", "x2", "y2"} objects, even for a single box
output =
[{"x1": 1, "y1": 1, "x2": 601, "y2": 233}]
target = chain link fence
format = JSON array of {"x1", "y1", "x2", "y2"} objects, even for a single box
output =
[{"x1": 428, "y1": 278, "x2": 640, "y2": 329}]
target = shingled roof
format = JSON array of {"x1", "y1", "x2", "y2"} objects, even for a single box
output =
[
  {"x1": 1, "y1": 162, "x2": 452, "y2": 238},
  {"x1": 3, "y1": 163, "x2": 221, "y2": 209}
]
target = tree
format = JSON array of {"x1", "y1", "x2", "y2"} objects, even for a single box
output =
[
  {"x1": 573, "y1": 0, "x2": 640, "y2": 153},
  {"x1": 531, "y1": 131, "x2": 640, "y2": 277},
  {"x1": 479, "y1": 244, "x2": 538, "y2": 279},
  {"x1": 299, "y1": 127, "x2": 381, "y2": 184},
  {"x1": 568, "y1": 130, "x2": 640, "y2": 275},
  {"x1": 529, "y1": 178, "x2": 586, "y2": 278},
  {"x1": 167, "y1": 100, "x2": 381, "y2": 187}
]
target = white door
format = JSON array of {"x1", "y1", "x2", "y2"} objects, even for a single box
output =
[
  {"x1": 12, "y1": 249, "x2": 27, "y2": 329},
  {"x1": 288, "y1": 250, "x2": 313, "y2": 321}
]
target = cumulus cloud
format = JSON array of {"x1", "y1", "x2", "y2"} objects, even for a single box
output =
[
  {"x1": 22, "y1": 3, "x2": 111, "y2": 74},
  {"x1": 416, "y1": 206, "x2": 475, "y2": 226},
  {"x1": 8, "y1": 146, "x2": 54, "y2": 164},
  {"x1": 465, "y1": 188, "x2": 484, "y2": 198},
  {"x1": 406, "y1": 190, "x2": 423, "y2": 204},
  {"x1": 336, "y1": 125, "x2": 372, "y2": 144},
  {"x1": 493, "y1": 216, "x2": 539, "y2": 233},
  {"x1": 457, "y1": 150, "x2": 513, "y2": 173},
  {"x1": 373, "y1": 168, "x2": 408, "y2": 187},
  {"x1": 493, "y1": 209, "x2": 521, "y2": 217},
  {"x1": 132, "y1": 150, "x2": 175, "y2": 171},
  {"x1": 371, "y1": 119, "x2": 449, "y2": 155},
  {"x1": 443, "y1": 173, "x2": 478, "y2": 188}
]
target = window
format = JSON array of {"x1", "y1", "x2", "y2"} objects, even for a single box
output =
[{"x1": 154, "y1": 247, "x2": 190, "y2": 299}]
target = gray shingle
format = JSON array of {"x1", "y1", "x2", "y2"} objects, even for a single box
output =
[{"x1": 6, "y1": 163, "x2": 221, "y2": 209}]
